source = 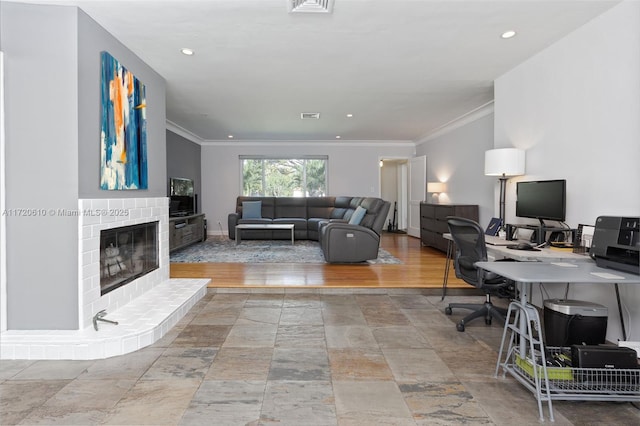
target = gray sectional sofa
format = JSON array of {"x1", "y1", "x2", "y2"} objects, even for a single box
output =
[{"x1": 228, "y1": 196, "x2": 391, "y2": 263}]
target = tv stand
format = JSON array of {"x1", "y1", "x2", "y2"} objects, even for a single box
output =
[{"x1": 169, "y1": 214, "x2": 205, "y2": 251}]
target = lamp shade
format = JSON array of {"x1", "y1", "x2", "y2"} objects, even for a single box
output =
[
  {"x1": 484, "y1": 148, "x2": 525, "y2": 177},
  {"x1": 427, "y1": 182, "x2": 447, "y2": 193}
]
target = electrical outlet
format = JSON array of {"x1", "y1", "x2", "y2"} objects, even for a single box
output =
[{"x1": 618, "y1": 341, "x2": 640, "y2": 358}]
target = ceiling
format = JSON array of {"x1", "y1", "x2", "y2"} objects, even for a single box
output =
[{"x1": 13, "y1": 0, "x2": 620, "y2": 143}]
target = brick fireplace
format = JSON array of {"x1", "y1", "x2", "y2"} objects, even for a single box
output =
[{"x1": 0, "y1": 197, "x2": 209, "y2": 360}]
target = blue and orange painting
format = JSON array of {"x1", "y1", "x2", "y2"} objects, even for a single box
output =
[{"x1": 100, "y1": 51, "x2": 148, "y2": 190}]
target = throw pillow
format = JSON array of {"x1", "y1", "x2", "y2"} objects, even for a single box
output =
[
  {"x1": 242, "y1": 201, "x2": 262, "y2": 219},
  {"x1": 349, "y1": 206, "x2": 367, "y2": 225}
]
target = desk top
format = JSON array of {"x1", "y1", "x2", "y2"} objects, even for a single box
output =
[
  {"x1": 486, "y1": 243, "x2": 588, "y2": 262},
  {"x1": 443, "y1": 233, "x2": 589, "y2": 262},
  {"x1": 476, "y1": 261, "x2": 640, "y2": 284}
]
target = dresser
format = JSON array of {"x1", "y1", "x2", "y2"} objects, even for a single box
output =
[{"x1": 420, "y1": 203, "x2": 479, "y2": 252}]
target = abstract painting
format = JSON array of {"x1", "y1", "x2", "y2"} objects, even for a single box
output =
[{"x1": 100, "y1": 51, "x2": 148, "y2": 190}]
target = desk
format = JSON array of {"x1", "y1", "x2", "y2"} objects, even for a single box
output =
[
  {"x1": 476, "y1": 261, "x2": 640, "y2": 345},
  {"x1": 476, "y1": 260, "x2": 640, "y2": 421},
  {"x1": 440, "y1": 233, "x2": 589, "y2": 299}
]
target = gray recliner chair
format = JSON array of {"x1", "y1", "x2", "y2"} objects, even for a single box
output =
[{"x1": 320, "y1": 199, "x2": 390, "y2": 263}]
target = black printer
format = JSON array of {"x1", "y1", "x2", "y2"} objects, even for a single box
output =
[{"x1": 590, "y1": 216, "x2": 639, "y2": 275}]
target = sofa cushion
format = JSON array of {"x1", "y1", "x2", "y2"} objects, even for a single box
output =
[
  {"x1": 349, "y1": 206, "x2": 367, "y2": 225},
  {"x1": 307, "y1": 196, "x2": 336, "y2": 219},
  {"x1": 242, "y1": 201, "x2": 262, "y2": 219},
  {"x1": 237, "y1": 196, "x2": 275, "y2": 219},
  {"x1": 359, "y1": 198, "x2": 384, "y2": 228},
  {"x1": 275, "y1": 197, "x2": 307, "y2": 218}
]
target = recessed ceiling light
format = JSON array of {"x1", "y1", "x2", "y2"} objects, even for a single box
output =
[
  {"x1": 301, "y1": 112, "x2": 320, "y2": 120},
  {"x1": 180, "y1": 48, "x2": 195, "y2": 56},
  {"x1": 227, "y1": 135, "x2": 234, "y2": 139},
  {"x1": 501, "y1": 30, "x2": 517, "y2": 39},
  {"x1": 346, "y1": 113, "x2": 354, "y2": 118},
  {"x1": 335, "y1": 136, "x2": 341, "y2": 139}
]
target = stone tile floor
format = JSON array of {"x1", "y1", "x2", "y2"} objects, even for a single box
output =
[{"x1": 1, "y1": 289, "x2": 639, "y2": 425}]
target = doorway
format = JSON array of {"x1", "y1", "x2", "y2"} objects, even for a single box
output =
[{"x1": 380, "y1": 156, "x2": 426, "y2": 237}]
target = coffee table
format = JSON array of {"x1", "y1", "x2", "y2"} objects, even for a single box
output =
[{"x1": 235, "y1": 223, "x2": 295, "y2": 245}]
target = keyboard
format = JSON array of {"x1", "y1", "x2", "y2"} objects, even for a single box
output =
[{"x1": 485, "y1": 235, "x2": 516, "y2": 246}]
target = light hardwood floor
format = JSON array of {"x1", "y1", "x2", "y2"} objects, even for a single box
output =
[{"x1": 170, "y1": 232, "x2": 471, "y2": 290}]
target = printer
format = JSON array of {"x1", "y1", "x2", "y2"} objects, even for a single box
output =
[{"x1": 590, "y1": 216, "x2": 639, "y2": 275}]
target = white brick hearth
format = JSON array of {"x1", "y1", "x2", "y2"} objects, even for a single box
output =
[{"x1": 0, "y1": 197, "x2": 209, "y2": 360}]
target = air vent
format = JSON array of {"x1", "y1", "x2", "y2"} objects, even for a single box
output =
[
  {"x1": 301, "y1": 112, "x2": 320, "y2": 120},
  {"x1": 288, "y1": 0, "x2": 335, "y2": 14}
]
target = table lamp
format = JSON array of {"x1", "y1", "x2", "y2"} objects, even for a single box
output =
[
  {"x1": 484, "y1": 148, "x2": 525, "y2": 230},
  {"x1": 427, "y1": 182, "x2": 447, "y2": 203}
]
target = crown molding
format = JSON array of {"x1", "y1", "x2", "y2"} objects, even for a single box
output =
[
  {"x1": 415, "y1": 101, "x2": 494, "y2": 145},
  {"x1": 199, "y1": 140, "x2": 415, "y2": 147},
  {"x1": 165, "y1": 121, "x2": 415, "y2": 147},
  {"x1": 166, "y1": 120, "x2": 204, "y2": 145}
]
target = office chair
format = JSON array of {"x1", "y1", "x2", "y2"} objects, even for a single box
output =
[{"x1": 444, "y1": 217, "x2": 514, "y2": 332}]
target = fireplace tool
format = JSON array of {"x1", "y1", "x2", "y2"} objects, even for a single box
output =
[{"x1": 93, "y1": 309, "x2": 119, "y2": 331}]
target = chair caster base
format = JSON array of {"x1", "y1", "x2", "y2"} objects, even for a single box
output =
[
  {"x1": 456, "y1": 322, "x2": 465, "y2": 332},
  {"x1": 445, "y1": 307, "x2": 453, "y2": 315}
]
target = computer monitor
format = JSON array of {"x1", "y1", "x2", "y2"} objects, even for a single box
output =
[{"x1": 516, "y1": 179, "x2": 566, "y2": 223}]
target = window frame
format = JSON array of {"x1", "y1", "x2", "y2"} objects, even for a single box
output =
[{"x1": 239, "y1": 155, "x2": 329, "y2": 197}]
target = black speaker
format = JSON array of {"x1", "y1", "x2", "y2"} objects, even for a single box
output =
[{"x1": 506, "y1": 224, "x2": 514, "y2": 241}]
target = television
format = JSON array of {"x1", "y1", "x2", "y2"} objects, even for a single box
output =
[
  {"x1": 516, "y1": 179, "x2": 566, "y2": 223},
  {"x1": 169, "y1": 177, "x2": 195, "y2": 217}
]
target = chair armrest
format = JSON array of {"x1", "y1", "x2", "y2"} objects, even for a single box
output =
[
  {"x1": 321, "y1": 223, "x2": 381, "y2": 263},
  {"x1": 228, "y1": 213, "x2": 240, "y2": 239}
]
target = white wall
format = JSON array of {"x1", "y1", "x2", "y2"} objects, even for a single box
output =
[
  {"x1": 201, "y1": 142, "x2": 415, "y2": 234},
  {"x1": 494, "y1": 0, "x2": 640, "y2": 342},
  {"x1": 416, "y1": 108, "x2": 496, "y2": 227}
]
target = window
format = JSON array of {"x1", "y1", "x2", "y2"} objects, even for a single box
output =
[{"x1": 241, "y1": 156, "x2": 327, "y2": 197}]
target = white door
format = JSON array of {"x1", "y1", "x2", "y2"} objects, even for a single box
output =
[
  {"x1": 397, "y1": 162, "x2": 408, "y2": 230},
  {"x1": 407, "y1": 156, "x2": 427, "y2": 238}
]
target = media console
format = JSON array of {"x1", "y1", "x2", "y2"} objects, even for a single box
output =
[{"x1": 169, "y1": 213, "x2": 205, "y2": 252}]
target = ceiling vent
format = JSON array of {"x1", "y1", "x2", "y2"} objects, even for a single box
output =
[
  {"x1": 288, "y1": 0, "x2": 335, "y2": 14},
  {"x1": 301, "y1": 112, "x2": 321, "y2": 120}
]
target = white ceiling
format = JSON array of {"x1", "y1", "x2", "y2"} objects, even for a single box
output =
[{"x1": 13, "y1": 0, "x2": 620, "y2": 143}]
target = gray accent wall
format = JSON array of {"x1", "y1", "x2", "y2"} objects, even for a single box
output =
[
  {"x1": 1, "y1": 3, "x2": 166, "y2": 330},
  {"x1": 167, "y1": 130, "x2": 201, "y2": 213}
]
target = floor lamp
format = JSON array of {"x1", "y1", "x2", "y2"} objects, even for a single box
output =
[{"x1": 484, "y1": 148, "x2": 525, "y2": 230}]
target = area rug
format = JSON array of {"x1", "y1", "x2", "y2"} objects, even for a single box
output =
[{"x1": 170, "y1": 236, "x2": 402, "y2": 265}]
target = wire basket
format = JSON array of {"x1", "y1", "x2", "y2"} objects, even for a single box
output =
[{"x1": 513, "y1": 347, "x2": 640, "y2": 396}]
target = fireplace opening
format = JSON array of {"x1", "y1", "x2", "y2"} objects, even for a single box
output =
[{"x1": 100, "y1": 221, "x2": 159, "y2": 296}]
